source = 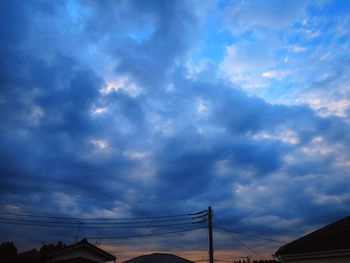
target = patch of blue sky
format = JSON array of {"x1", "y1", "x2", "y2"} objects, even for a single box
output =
[
  {"x1": 286, "y1": 5, "x2": 349, "y2": 50},
  {"x1": 128, "y1": 23, "x2": 155, "y2": 43},
  {"x1": 286, "y1": 24, "x2": 324, "y2": 48},
  {"x1": 192, "y1": 15, "x2": 235, "y2": 63},
  {"x1": 315, "y1": 0, "x2": 350, "y2": 16},
  {"x1": 266, "y1": 80, "x2": 299, "y2": 100},
  {"x1": 195, "y1": 30, "x2": 236, "y2": 63},
  {"x1": 66, "y1": 0, "x2": 90, "y2": 21},
  {"x1": 306, "y1": 24, "x2": 343, "y2": 48},
  {"x1": 238, "y1": 29, "x2": 267, "y2": 42},
  {"x1": 217, "y1": 0, "x2": 231, "y2": 10},
  {"x1": 53, "y1": 0, "x2": 91, "y2": 36},
  {"x1": 338, "y1": 35, "x2": 349, "y2": 46}
]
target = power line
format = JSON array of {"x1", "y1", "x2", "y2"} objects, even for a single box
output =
[
  {"x1": 214, "y1": 227, "x2": 285, "y2": 244},
  {"x1": 213, "y1": 216, "x2": 266, "y2": 260},
  {"x1": 217, "y1": 227, "x2": 266, "y2": 260},
  {"x1": 0, "y1": 220, "x2": 205, "y2": 229},
  {"x1": 86, "y1": 227, "x2": 205, "y2": 240},
  {"x1": 0, "y1": 210, "x2": 207, "y2": 221},
  {"x1": 0, "y1": 216, "x2": 206, "y2": 225},
  {"x1": 212, "y1": 215, "x2": 284, "y2": 244}
]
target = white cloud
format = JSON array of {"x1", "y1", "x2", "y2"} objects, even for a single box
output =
[
  {"x1": 195, "y1": 97, "x2": 210, "y2": 117},
  {"x1": 220, "y1": 42, "x2": 277, "y2": 89},
  {"x1": 306, "y1": 186, "x2": 350, "y2": 205},
  {"x1": 262, "y1": 70, "x2": 289, "y2": 79},
  {"x1": 224, "y1": 0, "x2": 310, "y2": 31},
  {"x1": 150, "y1": 115, "x2": 174, "y2": 137},
  {"x1": 101, "y1": 75, "x2": 142, "y2": 97},
  {"x1": 291, "y1": 45, "x2": 308, "y2": 53},
  {"x1": 123, "y1": 151, "x2": 149, "y2": 160},
  {"x1": 90, "y1": 139, "x2": 109, "y2": 152},
  {"x1": 252, "y1": 130, "x2": 299, "y2": 144},
  {"x1": 90, "y1": 105, "x2": 108, "y2": 115}
]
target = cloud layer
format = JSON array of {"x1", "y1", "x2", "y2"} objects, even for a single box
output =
[{"x1": 1, "y1": 0, "x2": 350, "y2": 259}]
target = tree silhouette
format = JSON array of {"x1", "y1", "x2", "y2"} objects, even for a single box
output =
[
  {"x1": 40, "y1": 241, "x2": 66, "y2": 255},
  {"x1": 0, "y1": 241, "x2": 17, "y2": 257}
]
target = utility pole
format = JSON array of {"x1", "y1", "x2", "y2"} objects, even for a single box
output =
[{"x1": 208, "y1": 206, "x2": 214, "y2": 263}]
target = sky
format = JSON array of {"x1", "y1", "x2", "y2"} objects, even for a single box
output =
[{"x1": 1, "y1": 0, "x2": 350, "y2": 261}]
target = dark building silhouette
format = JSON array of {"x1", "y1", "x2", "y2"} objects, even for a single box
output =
[
  {"x1": 275, "y1": 216, "x2": 350, "y2": 262},
  {"x1": 122, "y1": 253, "x2": 193, "y2": 263},
  {"x1": 0, "y1": 239, "x2": 116, "y2": 263}
]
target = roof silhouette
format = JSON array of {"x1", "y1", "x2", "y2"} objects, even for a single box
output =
[
  {"x1": 275, "y1": 216, "x2": 350, "y2": 256},
  {"x1": 122, "y1": 253, "x2": 193, "y2": 263},
  {"x1": 0, "y1": 239, "x2": 115, "y2": 263},
  {"x1": 48, "y1": 238, "x2": 115, "y2": 261}
]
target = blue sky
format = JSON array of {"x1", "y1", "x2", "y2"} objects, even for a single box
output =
[{"x1": 1, "y1": 0, "x2": 350, "y2": 260}]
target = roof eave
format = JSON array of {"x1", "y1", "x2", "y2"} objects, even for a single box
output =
[
  {"x1": 276, "y1": 248, "x2": 350, "y2": 261},
  {"x1": 48, "y1": 242, "x2": 116, "y2": 261}
]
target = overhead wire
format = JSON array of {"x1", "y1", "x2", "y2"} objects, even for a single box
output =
[
  {"x1": 0, "y1": 210, "x2": 207, "y2": 221},
  {"x1": 1, "y1": 208, "x2": 280, "y2": 260},
  {"x1": 0, "y1": 216, "x2": 206, "y2": 223},
  {"x1": 211, "y1": 215, "x2": 285, "y2": 244},
  {"x1": 213, "y1": 216, "x2": 267, "y2": 260},
  {"x1": 0, "y1": 208, "x2": 282, "y2": 260},
  {"x1": 86, "y1": 227, "x2": 205, "y2": 240},
  {"x1": 0, "y1": 210, "x2": 207, "y2": 229},
  {"x1": 0, "y1": 217, "x2": 205, "y2": 225},
  {"x1": 0, "y1": 220, "x2": 206, "y2": 229},
  {"x1": 214, "y1": 227, "x2": 285, "y2": 244},
  {"x1": 0, "y1": 208, "x2": 208, "y2": 252},
  {"x1": 0, "y1": 209, "x2": 208, "y2": 252}
]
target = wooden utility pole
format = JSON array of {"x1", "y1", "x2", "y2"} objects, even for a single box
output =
[{"x1": 208, "y1": 206, "x2": 214, "y2": 263}]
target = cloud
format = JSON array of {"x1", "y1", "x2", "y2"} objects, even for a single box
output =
[
  {"x1": 1, "y1": 0, "x2": 350, "y2": 259},
  {"x1": 224, "y1": 0, "x2": 310, "y2": 31}
]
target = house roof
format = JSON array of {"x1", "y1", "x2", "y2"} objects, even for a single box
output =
[
  {"x1": 275, "y1": 216, "x2": 350, "y2": 256},
  {"x1": 122, "y1": 253, "x2": 193, "y2": 263},
  {"x1": 48, "y1": 238, "x2": 116, "y2": 261},
  {"x1": 0, "y1": 239, "x2": 116, "y2": 263}
]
